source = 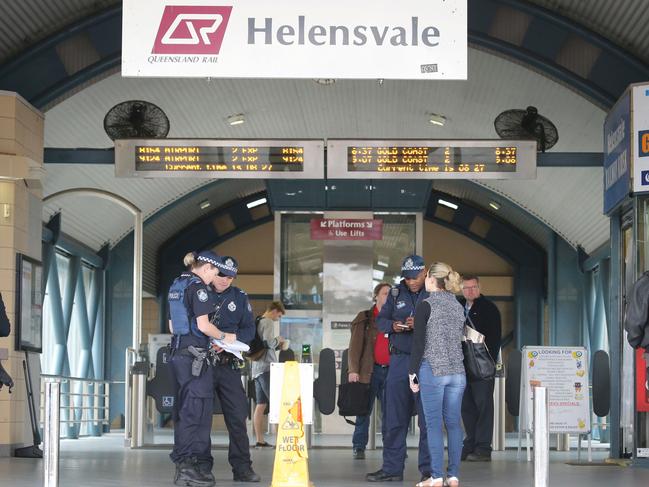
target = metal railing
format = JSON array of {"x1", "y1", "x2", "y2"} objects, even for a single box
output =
[{"x1": 39, "y1": 374, "x2": 123, "y2": 438}]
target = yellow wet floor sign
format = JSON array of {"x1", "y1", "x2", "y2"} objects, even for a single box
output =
[{"x1": 270, "y1": 361, "x2": 313, "y2": 487}]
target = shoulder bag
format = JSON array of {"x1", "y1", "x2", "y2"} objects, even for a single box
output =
[{"x1": 462, "y1": 315, "x2": 496, "y2": 381}]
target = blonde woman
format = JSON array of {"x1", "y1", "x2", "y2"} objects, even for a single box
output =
[{"x1": 409, "y1": 262, "x2": 466, "y2": 487}]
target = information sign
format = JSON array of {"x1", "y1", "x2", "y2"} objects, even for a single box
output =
[
  {"x1": 115, "y1": 139, "x2": 324, "y2": 179},
  {"x1": 519, "y1": 346, "x2": 590, "y2": 434},
  {"x1": 327, "y1": 139, "x2": 536, "y2": 179}
]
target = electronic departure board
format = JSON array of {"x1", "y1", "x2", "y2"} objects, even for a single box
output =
[
  {"x1": 115, "y1": 139, "x2": 324, "y2": 179},
  {"x1": 326, "y1": 140, "x2": 537, "y2": 179}
]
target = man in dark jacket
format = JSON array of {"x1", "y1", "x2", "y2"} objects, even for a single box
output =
[
  {"x1": 625, "y1": 271, "x2": 649, "y2": 351},
  {"x1": 458, "y1": 275, "x2": 501, "y2": 462}
]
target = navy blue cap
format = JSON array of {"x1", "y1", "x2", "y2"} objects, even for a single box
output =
[
  {"x1": 196, "y1": 250, "x2": 220, "y2": 267},
  {"x1": 401, "y1": 255, "x2": 425, "y2": 279},
  {"x1": 216, "y1": 255, "x2": 239, "y2": 277}
]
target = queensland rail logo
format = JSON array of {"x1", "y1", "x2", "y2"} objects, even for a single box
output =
[{"x1": 151, "y1": 5, "x2": 233, "y2": 58}]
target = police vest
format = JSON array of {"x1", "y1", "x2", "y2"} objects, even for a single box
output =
[{"x1": 168, "y1": 274, "x2": 204, "y2": 338}]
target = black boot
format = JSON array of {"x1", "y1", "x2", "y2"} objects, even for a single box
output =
[{"x1": 174, "y1": 458, "x2": 215, "y2": 487}]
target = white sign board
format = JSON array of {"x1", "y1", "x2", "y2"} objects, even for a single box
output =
[
  {"x1": 122, "y1": 0, "x2": 467, "y2": 79},
  {"x1": 519, "y1": 346, "x2": 590, "y2": 434},
  {"x1": 269, "y1": 362, "x2": 314, "y2": 425},
  {"x1": 632, "y1": 83, "x2": 649, "y2": 192}
]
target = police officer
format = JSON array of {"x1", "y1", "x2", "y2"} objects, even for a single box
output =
[
  {"x1": 209, "y1": 255, "x2": 260, "y2": 482},
  {"x1": 367, "y1": 255, "x2": 431, "y2": 483},
  {"x1": 168, "y1": 250, "x2": 236, "y2": 487}
]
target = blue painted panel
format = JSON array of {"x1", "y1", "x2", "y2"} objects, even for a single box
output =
[
  {"x1": 86, "y1": 15, "x2": 122, "y2": 57},
  {"x1": 590, "y1": 52, "x2": 647, "y2": 101},
  {"x1": 326, "y1": 180, "x2": 371, "y2": 209},
  {"x1": 105, "y1": 232, "x2": 134, "y2": 425},
  {"x1": 0, "y1": 51, "x2": 67, "y2": 101},
  {"x1": 522, "y1": 18, "x2": 568, "y2": 60},
  {"x1": 467, "y1": 0, "x2": 498, "y2": 33},
  {"x1": 553, "y1": 237, "x2": 583, "y2": 345},
  {"x1": 603, "y1": 91, "x2": 631, "y2": 214}
]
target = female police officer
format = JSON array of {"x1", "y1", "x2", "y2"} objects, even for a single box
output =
[
  {"x1": 168, "y1": 250, "x2": 236, "y2": 487},
  {"x1": 209, "y1": 255, "x2": 260, "y2": 482}
]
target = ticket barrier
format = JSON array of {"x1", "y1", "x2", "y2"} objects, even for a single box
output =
[{"x1": 133, "y1": 346, "x2": 337, "y2": 447}]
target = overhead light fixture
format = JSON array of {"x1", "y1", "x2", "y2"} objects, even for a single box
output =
[
  {"x1": 246, "y1": 197, "x2": 267, "y2": 209},
  {"x1": 438, "y1": 198, "x2": 458, "y2": 210},
  {"x1": 227, "y1": 113, "x2": 245, "y2": 126},
  {"x1": 429, "y1": 113, "x2": 447, "y2": 126},
  {"x1": 199, "y1": 200, "x2": 211, "y2": 210},
  {"x1": 489, "y1": 201, "x2": 501, "y2": 211}
]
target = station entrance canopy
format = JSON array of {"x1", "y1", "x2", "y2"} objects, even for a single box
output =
[
  {"x1": 121, "y1": 0, "x2": 467, "y2": 79},
  {"x1": 115, "y1": 138, "x2": 537, "y2": 180}
]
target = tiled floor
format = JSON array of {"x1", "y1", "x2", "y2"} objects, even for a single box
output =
[{"x1": 1, "y1": 433, "x2": 648, "y2": 486}]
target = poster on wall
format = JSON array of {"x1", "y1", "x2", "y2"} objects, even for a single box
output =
[
  {"x1": 519, "y1": 346, "x2": 590, "y2": 434},
  {"x1": 632, "y1": 83, "x2": 649, "y2": 193},
  {"x1": 15, "y1": 254, "x2": 43, "y2": 353}
]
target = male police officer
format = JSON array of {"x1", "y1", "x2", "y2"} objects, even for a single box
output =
[
  {"x1": 367, "y1": 255, "x2": 431, "y2": 482},
  {"x1": 209, "y1": 255, "x2": 260, "y2": 482}
]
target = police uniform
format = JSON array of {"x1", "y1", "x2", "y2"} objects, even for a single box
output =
[
  {"x1": 209, "y1": 256, "x2": 258, "y2": 481},
  {"x1": 167, "y1": 251, "x2": 220, "y2": 486},
  {"x1": 368, "y1": 255, "x2": 431, "y2": 481}
]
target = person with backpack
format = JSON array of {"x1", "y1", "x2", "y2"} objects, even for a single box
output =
[
  {"x1": 250, "y1": 301, "x2": 286, "y2": 448},
  {"x1": 347, "y1": 282, "x2": 391, "y2": 459}
]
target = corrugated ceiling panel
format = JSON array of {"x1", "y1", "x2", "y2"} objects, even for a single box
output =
[
  {"x1": 44, "y1": 49, "x2": 605, "y2": 152},
  {"x1": 0, "y1": 0, "x2": 118, "y2": 63},
  {"x1": 432, "y1": 180, "x2": 551, "y2": 251},
  {"x1": 142, "y1": 179, "x2": 265, "y2": 294},
  {"x1": 481, "y1": 167, "x2": 609, "y2": 253},
  {"x1": 529, "y1": 0, "x2": 649, "y2": 63},
  {"x1": 43, "y1": 164, "x2": 213, "y2": 249}
]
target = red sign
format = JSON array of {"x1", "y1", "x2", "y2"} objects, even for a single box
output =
[
  {"x1": 153, "y1": 6, "x2": 232, "y2": 54},
  {"x1": 310, "y1": 219, "x2": 383, "y2": 240}
]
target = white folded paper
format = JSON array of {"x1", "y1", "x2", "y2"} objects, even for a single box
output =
[
  {"x1": 210, "y1": 339, "x2": 250, "y2": 360},
  {"x1": 463, "y1": 325, "x2": 485, "y2": 343}
]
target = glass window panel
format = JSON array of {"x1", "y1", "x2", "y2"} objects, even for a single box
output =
[
  {"x1": 280, "y1": 214, "x2": 324, "y2": 310},
  {"x1": 373, "y1": 214, "x2": 417, "y2": 286},
  {"x1": 56, "y1": 252, "x2": 70, "y2": 304}
]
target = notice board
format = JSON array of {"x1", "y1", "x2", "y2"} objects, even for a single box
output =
[{"x1": 519, "y1": 346, "x2": 590, "y2": 434}]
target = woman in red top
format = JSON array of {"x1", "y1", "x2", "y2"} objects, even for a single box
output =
[{"x1": 347, "y1": 282, "x2": 392, "y2": 459}]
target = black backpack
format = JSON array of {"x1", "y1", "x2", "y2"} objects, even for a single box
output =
[{"x1": 245, "y1": 316, "x2": 267, "y2": 361}]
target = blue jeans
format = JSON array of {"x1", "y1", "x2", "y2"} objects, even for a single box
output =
[
  {"x1": 418, "y1": 363, "x2": 466, "y2": 479},
  {"x1": 352, "y1": 364, "x2": 388, "y2": 450}
]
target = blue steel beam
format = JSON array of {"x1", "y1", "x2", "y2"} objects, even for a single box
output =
[
  {"x1": 1, "y1": 2, "x2": 648, "y2": 110},
  {"x1": 43, "y1": 148, "x2": 604, "y2": 167}
]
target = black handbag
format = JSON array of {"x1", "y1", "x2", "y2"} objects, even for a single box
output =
[
  {"x1": 337, "y1": 381, "x2": 370, "y2": 425},
  {"x1": 462, "y1": 316, "x2": 496, "y2": 382}
]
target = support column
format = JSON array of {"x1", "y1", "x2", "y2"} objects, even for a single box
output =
[{"x1": 0, "y1": 91, "x2": 44, "y2": 456}]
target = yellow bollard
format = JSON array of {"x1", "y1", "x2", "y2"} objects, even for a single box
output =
[{"x1": 270, "y1": 361, "x2": 313, "y2": 487}]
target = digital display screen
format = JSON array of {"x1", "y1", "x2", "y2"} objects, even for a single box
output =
[
  {"x1": 347, "y1": 146, "x2": 518, "y2": 173},
  {"x1": 135, "y1": 145, "x2": 305, "y2": 172},
  {"x1": 326, "y1": 140, "x2": 536, "y2": 179},
  {"x1": 115, "y1": 139, "x2": 324, "y2": 179}
]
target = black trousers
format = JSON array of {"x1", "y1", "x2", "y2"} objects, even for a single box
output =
[
  {"x1": 461, "y1": 378, "x2": 494, "y2": 455},
  {"x1": 169, "y1": 355, "x2": 214, "y2": 467},
  {"x1": 213, "y1": 364, "x2": 252, "y2": 474}
]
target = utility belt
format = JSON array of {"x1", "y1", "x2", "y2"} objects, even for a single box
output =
[
  {"x1": 209, "y1": 350, "x2": 245, "y2": 370},
  {"x1": 174, "y1": 346, "x2": 209, "y2": 377},
  {"x1": 388, "y1": 344, "x2": 410, "y2": 356}
]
